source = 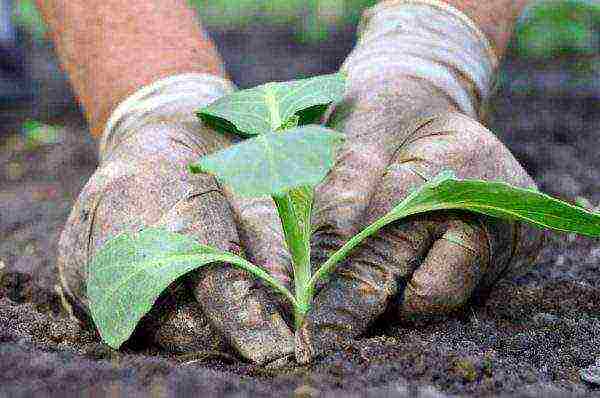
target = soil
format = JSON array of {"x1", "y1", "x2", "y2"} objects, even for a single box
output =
[{"x1": 1, "y1": 26, "x2": 599, "y2": 397}]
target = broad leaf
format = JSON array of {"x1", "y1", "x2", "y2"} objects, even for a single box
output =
[
  {"x1": 197, "y1": 73, "x2": 346, "y2": 137},
  {"x1": 189, "y1": 125, "x2": 344, "y2": 197},
  {"x1": 312, "y1": 171, "x2": 600, "y2": 287},
  {"x1": 87, "y1": 228, "x2": 294, "y2": 349}
]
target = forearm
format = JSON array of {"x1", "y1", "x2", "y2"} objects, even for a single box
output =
[
  {"x1": 36, "y1": 0, "x2": 225, "y2": 138},
  {"x1": 443, "y1": 0, "x2": 529, "y2": 57}
]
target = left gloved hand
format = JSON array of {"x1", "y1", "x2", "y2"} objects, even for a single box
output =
[
  {"x1": 57, "y1": 74, "x2": 295, "y2": 365},
  {"x1": 296, "y1": 0, "x2": 546, "y2": 363}
]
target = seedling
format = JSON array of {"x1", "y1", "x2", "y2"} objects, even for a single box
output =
[{"x1": 87, "y1": 72, "x2": 600, "y2": 350}]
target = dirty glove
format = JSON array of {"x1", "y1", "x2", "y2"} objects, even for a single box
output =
[
  {"x1": 57, "y1": 74, "x2": 294, "y2": 365},
  {"x1": 297, "y1": 0, "x2": 546, "y2": 363}
]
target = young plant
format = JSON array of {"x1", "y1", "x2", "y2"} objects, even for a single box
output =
[{"x1": 87, "y1": 72, "x2": 600, "y2": 349}]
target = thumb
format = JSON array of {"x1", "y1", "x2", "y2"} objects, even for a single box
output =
[{"x1": 296, "y1": 218, "x2": 436, "y2": 364}]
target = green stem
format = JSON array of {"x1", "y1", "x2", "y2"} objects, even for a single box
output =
[
  {"x1": 294, "y1": 301, "x2": 310, "y2": 330},
  {"x1": 273, "y1": 193, "x2": 312, "y2": 329}
]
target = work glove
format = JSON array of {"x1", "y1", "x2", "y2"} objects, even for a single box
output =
[
  {"x1": 57, "y1": 74, "x2": 295, "y2": 365},
  {"x1": 296, "y1": 0, "x2": 546, "y2": 363}
]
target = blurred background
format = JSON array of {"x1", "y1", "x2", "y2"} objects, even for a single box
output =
[
  {"x1": 3, "y1": 0, "x2": 600, "y2": 124},
  {"x1": 0, "y1": 0, "x2": 599, "y2": 288}
]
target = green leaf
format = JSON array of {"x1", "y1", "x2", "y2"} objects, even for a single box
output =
[
  {"x1": 312, "y1": 171, "x2": 600, "y2": 288},
  {"x1": 197, "y1": 72, "x2": 346, "y2": 137},
  {"x1": 277, "y1": 115, "x2": 300, "y2": 131},
  {"x1": 189, "y1": 125, "x2": 344, "y2": 197},
  {"x1": 87, "y1": 228, "x2": 294, "y2": 349}
]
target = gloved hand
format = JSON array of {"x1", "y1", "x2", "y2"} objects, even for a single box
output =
[
  {"x1": 296, "y1": 0, "x2": 546, "y2": 363},
  {"x1": 57, "y1": 74, "x2": 295, "y2": 365}
]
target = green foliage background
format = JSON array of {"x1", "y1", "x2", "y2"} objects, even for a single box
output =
[
  {"x1": 14, "y1": 0, "x2": 378, "y2": 42},
  {"x1": 13, "y1": 0, "x2": 600, "y2": 54},
  {"x1": 516, "y1": 0, "x2": 600, "y2": 59}
]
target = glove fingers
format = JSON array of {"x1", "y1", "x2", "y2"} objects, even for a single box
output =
[
  {"x1": 226, "y1": 193, "x2": 293, "y2": 301},
  {"x1": 364, "y1": 112, "x2": 544, "y2": 297},
  {"x1": 295, "y1": 270, "x2": 387, "y2": 364},
  {"x1": 500, "y1": 223, "x2": 547, "y2": 280},
  {"x1": 156, "y1": 177, "x2": 294, "y2": 365},
  {"x1": 192, "y1": 267, "x2": 293, "y2": 365},
  {"x1": 310, "y1": 139, "x2": 390, "y2": 268},
  {"x1": 357, "y1": 140, "x2": 491, "y2": 317},
  {"x1": 296, "y1": 219, "x2": 435, "y2": 364},
  {"x1": 399, "y1": 216, "x2": 489, "y2": 320}
]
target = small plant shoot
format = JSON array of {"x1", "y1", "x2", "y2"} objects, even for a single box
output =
[{"x1": 87, "y1": 72, "x2": 600, "y2": 350}]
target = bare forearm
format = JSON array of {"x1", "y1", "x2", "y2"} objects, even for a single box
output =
[
  {"x1": 437, "y1": 0, "x2": 529, "y2": 56},
  {"x1": 36, "y1": 0, "x2": 225, "y2": 138}
]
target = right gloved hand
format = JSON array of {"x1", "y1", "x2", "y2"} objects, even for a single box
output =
[
  {"x1": 57, "y1": 74, "x2": 295, "y2": 365},
  {"x1": 295, "y1": 0, "x2": 546, "y2": 363}
]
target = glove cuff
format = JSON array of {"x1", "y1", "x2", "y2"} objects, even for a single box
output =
[
  {"x1": 99, "y1": 73, "x2": 235, "y2": 162},
  {"x1": 343, "y1": 0, "x2": 499, "y2": 120}
]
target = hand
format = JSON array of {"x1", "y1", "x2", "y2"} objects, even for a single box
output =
[
  {"x1": 57, "y1": 76, "x2": 294, "y2": 365},
  {"x1": 297, "y1": 107, "x2": 546, "y2": 362},
  {"x1": 295, "y1": 0, "x2": 546, "y2": 363}
]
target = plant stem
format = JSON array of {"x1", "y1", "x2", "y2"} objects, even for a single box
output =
[
  {"x1": 273, "y1": 193, "x2": 312, "y2": 329},
  {"x1": 294, "y1": 301, "x2": 310, "y2": 330}
]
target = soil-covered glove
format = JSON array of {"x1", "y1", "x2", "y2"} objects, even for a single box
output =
[
  {"x1": 57, "y1": 74, "x2": 294, "y2": 365},
  {"x1": 297, "y1": 0, "x2": 546, "y2": 363}
]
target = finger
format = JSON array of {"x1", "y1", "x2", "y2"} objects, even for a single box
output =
[
  {"x1": 153, "y1": 300, "x2": 228, "y2": 355},
  {"x1": 399, "y1": 216, "x2": 490, "y2": 320},
  {"x1": 193, "y1": 268, "x2": 294, "y2": 365},
  {"x1": 470, "y1": 217, "x2": 520, "y2": 298},
  {"x1": 296, "y1": 218, "x2": 436, "y2": 364},
  {"x1": 310, "y1": 139, "x2": 389, "y2": 267},
  {"x1": 497, "y1": 223, "x2": 548, "y2": 281},
  {"x1": 226, "y1": 193, "x2": 294, "y2": 314},
  {"x1": 197, "y1": 192, "x2": 296, "y2": 364},
  {"x1": 155, "y1": 182, "x2": 294, "y2": 365}
]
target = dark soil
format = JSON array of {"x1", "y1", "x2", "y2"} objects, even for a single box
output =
[{"x1": 1, "y1": 26, "x2": 599, "y2": 397}]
